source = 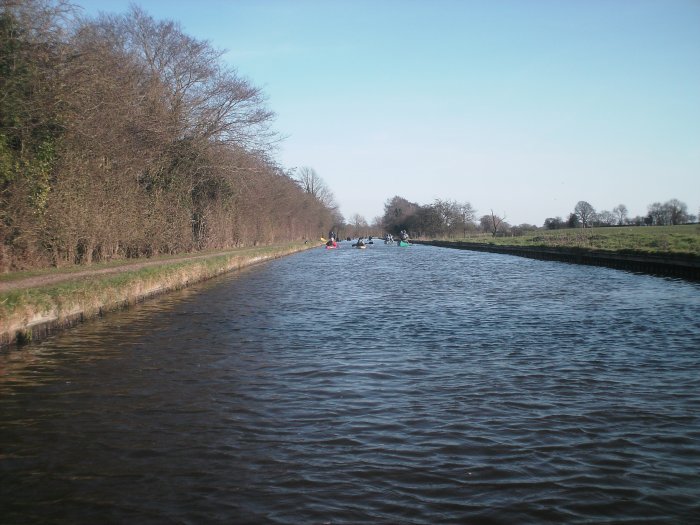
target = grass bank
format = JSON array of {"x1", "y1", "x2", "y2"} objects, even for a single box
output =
[
  {"x1": 416, "y1": 225, "x2": 700, "y2": 280},
  {"x1": 1, "y1": 242, "x2": 313, "y2": 348},
  {"x1": 436, "y1": 225, "x2": 700, "y2": 256}
]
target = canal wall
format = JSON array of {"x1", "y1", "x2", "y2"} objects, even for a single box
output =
[
  {"x1": 1, "y1": 243, "x2": 315, "y2": 349},
  {"x1": 412, "y1": 240, "x2": 700, "y2": 281}
]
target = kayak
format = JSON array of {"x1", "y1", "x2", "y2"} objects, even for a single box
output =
[
  {"x1": 325, "y1": 241, "x2": 338, "y2": 249},
  {"x1": 398, "y1": 241, "x2": 410, "y2": 247}
]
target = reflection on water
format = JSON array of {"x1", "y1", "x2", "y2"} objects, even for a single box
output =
[{"x1": 1, "y1": 243, "x2": 699, "y2": 524}]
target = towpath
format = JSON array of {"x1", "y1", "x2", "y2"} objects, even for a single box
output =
[{"x1": 0, "y1": 250, "x2": 273, "y2": 293}]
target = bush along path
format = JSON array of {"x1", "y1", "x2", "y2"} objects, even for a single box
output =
[{"x1": 0, "y1": 243, "x2": 314, "y2": 348}]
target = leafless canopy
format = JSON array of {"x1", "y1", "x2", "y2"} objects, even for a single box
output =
[{"x1": 0, "y1": 1, "x2": 336, "y2": 270}]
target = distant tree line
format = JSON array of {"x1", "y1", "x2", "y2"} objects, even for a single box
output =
[
  {"x1": 544, "y1": 199, "x2": 696, "y2": 230},
  {"x1": 376, "y1": 195, "x2": 541, "y2": 239},
  {"x1": 376, "y1": 195, "x2": 548, "y2": 239},
  {"x1": 0, "y1": 1, "x2": 336, "y2": 271},
  {"x1": 380, "y1": 196, "x2": 481, "y2": 238},
  {"x1": 374, "y1": 195, "x2": 696, "y2": 240}
]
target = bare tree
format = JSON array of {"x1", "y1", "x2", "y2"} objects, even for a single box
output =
[
  {"x1": 458, "y1": 202, "x2": 476, "y2": 237},
  {"x1": 647, "y1": 202, "x2": 668, "y2": 225},
  {"x1": 664, "y1": 198, "x2": 688, "y2": 225},
  {"x1": 295, "y1": 166, "x2": 336, "y2": 209},
  {"x1": 433, "y1": 199, "x2": 461, "y2": 237},
  {"x1": 612, "y1": 204, "x2": 628, "y2": 225},
  {"x1": 480, "y1": 210, "x2": 507, "y2": 237},
  {"x1": 596, "y1": 210, "x2": 616, "y2": 226},
  {"x1": 574, "y1": 201, "x2": 596, "y2": 228},
  {"x1": 118, "y1": 6, "x2": 276, "y2": 150},
  {"x1": 350, "y1": 213, "x2": 368, "y2": 237}
]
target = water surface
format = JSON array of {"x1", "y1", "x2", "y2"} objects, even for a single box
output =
[{"x1": 1, "y1": 242, "x2": 699, "y2": 523}]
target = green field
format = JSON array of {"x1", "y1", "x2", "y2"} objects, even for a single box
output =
[{"x1": 436, "y1": 225, "x2": 700, "y2": 256}]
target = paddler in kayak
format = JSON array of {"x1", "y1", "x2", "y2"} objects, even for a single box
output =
[
  {"x1": 326, "y1": 230, "x2": 337, "y2": 247},
  {"x1": 353, "y1": 237, "x2": 365, "y2": 248}
]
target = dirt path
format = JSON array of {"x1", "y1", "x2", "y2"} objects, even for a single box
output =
[{"x1": 0, "y1": 252, "x2": 239, "y2": 293}]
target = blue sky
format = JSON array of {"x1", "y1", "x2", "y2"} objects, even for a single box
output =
[{"x1": 78, "y1": 0, "x2": 700, "y2": 225}]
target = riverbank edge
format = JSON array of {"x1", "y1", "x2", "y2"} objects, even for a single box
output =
[
  {"x1": 412, "y1": 240, "x2": 700, "y2": 280},
  {"x1": 0, "y1": 243, "x2": 315, "y2": 349}
]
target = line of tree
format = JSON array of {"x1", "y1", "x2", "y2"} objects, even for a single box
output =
[
  {"x1": 544, "y1": 199, "x2": 696, "y2": 230},
  {"x1": 373, "y1": 194, "x2": 696, "y2": 241},
  {"x1": 1, "y1": 1, "x2": 337, "y2": 272},
  {"x1": 381, "y1": 196, "x2": 483, "y2": 238},
  {"x1": 374, "y1": 195, "x2": 541, "y2": 239}
]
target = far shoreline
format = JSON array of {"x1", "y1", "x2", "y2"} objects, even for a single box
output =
[{"x1": 412, "y1": 239, "x2": 700, "y2": 281}]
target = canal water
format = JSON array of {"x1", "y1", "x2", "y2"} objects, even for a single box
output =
[{"x1": 1, "y1": 242, "x2": 699, "y2": 524}]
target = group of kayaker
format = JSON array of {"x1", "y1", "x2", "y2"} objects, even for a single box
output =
[{"x1": 325, "y1": 230, "x2": 409, "y2": 248}]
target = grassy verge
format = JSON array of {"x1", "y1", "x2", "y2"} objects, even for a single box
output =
[
  {"x1": 1, "y1": 242, "x2": 312, "y2": 346},
  {"x1": 0, "y1": 246, "x2": 265, "y2": 284},
  {"x1": 431, "y1": 225, "x2": 700, "y2": 256}
]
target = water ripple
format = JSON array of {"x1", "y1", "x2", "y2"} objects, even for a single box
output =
[{"x1": 1, "y1": 243, "x2": 699, "y2": 523}]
